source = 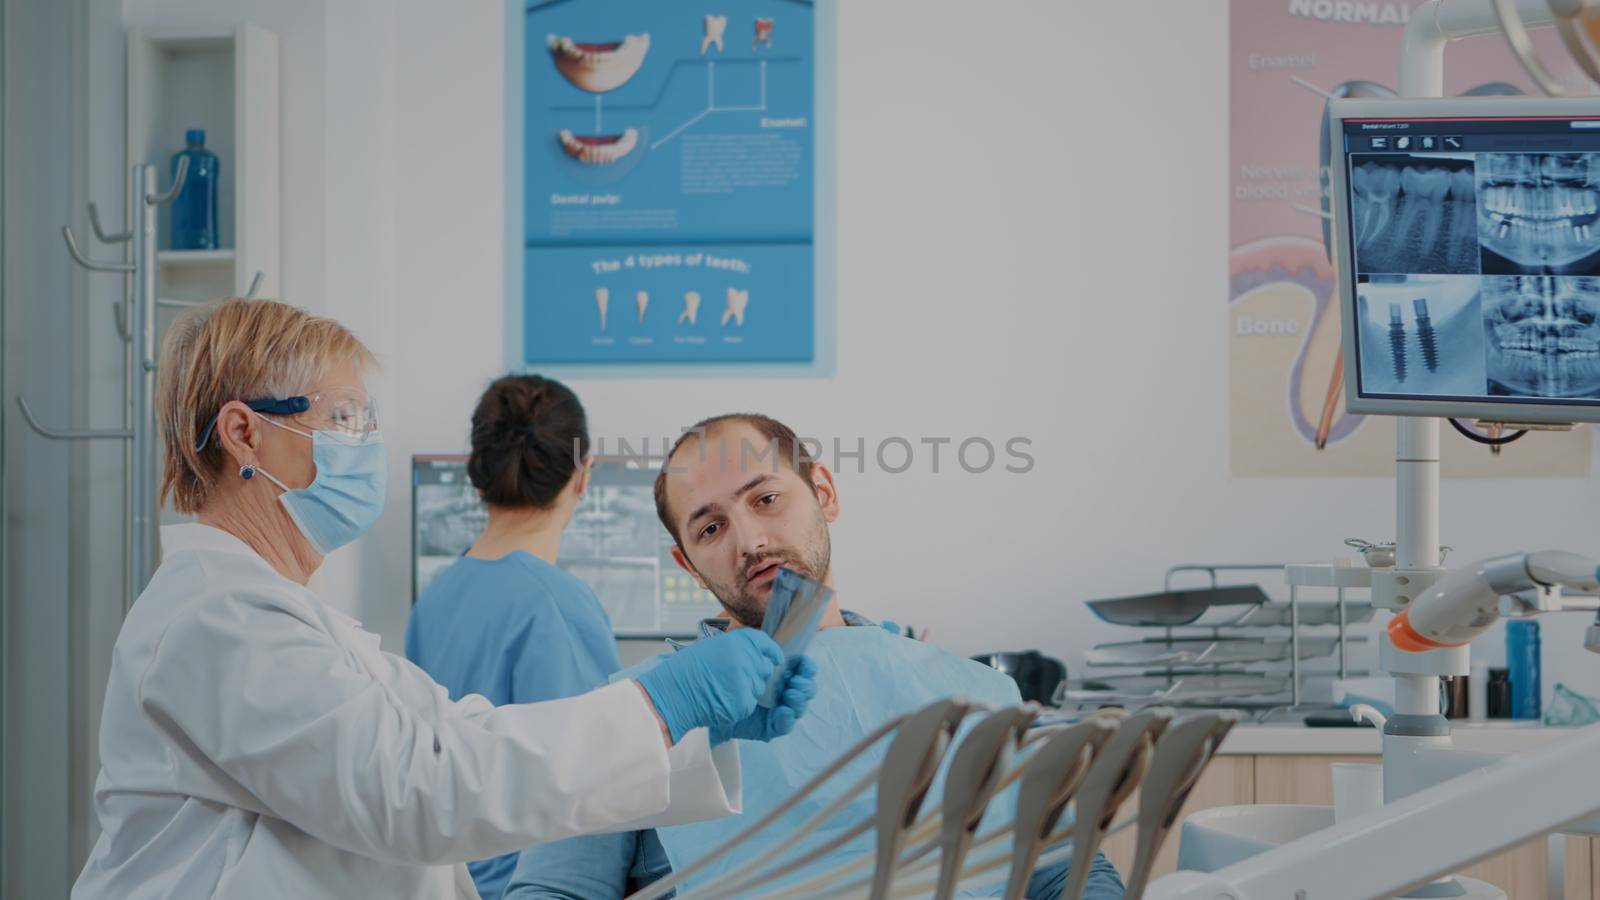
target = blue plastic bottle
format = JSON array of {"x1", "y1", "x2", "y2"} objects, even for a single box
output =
[
  {"x1": 1505, "y1": 619, "x2": 1541, "y2": 720},
  {"x1": 170, "y1": 129, "x2": 219, "y2": 250}
]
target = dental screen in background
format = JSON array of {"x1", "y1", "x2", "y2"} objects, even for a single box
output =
[
  {"x1": 1482, "y1": 276, "x2": 1600, "y2": 399},
  {"x1": 1478, "y1": 153, "x2": 1600, "y2": 275},
  {"x1": 1355, "y1": 275, "x2": 1487, "y2": 395},
  {"x1": 1351, "y1": 155, "x2": 1479, "y2": 275}
]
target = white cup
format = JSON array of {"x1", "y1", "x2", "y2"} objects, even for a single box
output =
[{"x1": 1330, "y1": 762, "x2": 1384, "y2": 823}]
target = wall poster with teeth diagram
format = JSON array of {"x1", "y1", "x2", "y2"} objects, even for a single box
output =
[
  {"x1": 516, "y1": 0, "x2": 823, "y2": 369},
  {"x1": 1228, "y1": 0, "x2": 1590, "y2": 475}
]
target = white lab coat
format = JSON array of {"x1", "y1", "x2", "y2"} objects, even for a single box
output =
[{"x1": 73, "y1": 523, "x2": 742, "y2": 899}]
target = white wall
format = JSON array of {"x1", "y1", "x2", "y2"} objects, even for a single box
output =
[{"x1": 126, "y1": 0, "x2": 1600, "y2": 694}]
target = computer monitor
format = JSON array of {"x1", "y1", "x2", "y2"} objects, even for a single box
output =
[
  {"x1": 1329, "y1": 96, "x2": 1600, "y2": 424},
  {"x1": 411, "y1": 454, "x2": 723, "y2": 637}
]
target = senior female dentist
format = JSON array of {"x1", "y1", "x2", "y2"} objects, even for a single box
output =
[{"x1": 72, "y1": 299, "x2": 817, "y2": 900}]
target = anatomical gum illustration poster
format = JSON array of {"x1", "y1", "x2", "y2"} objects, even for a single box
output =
[{"x1": 1229, "y1": 0, "x2": 1593, "y2": 475}]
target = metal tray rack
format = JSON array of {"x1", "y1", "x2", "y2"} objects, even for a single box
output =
[{"x1": 1064, "y1": 563, "x2": 1372, "y2": 717}]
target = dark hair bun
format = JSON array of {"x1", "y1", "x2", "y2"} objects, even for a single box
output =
[{"x1": 468, "y1": 374, "x2": 589, "y2": 509}]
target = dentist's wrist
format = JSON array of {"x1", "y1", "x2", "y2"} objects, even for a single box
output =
[{"x1": 633, "y1": 680, "x2": 673, "y2": 749}]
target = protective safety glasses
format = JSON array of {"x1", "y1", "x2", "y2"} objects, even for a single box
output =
[{"x1": 194, "y1": 387, "x2": 378, "y2": 451}]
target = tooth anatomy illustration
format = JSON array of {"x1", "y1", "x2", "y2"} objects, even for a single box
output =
[
  {"x1": 721, "y1": 287, "x2": 749, "y2": 326},
  {"x1": 754, "y1": 17, "x2": 773, "y2": 49},
  {"x1": 1478, "y1": 153, "x2": 1600, "y2": 274},
  {"x1": 558, "y1": 128, "x2": 639, "y2": 166},
  {"x1": 1413, "y1": 297, "x2": 1439, "y2": 372},
  {"x1": 679, "y1": 290, "x2": 701, "y2": 325},
  {"x1": 636, "y1": 290, "x2": 649, "y2": 323},
  {"x1": 547, "y1": 34, "x2": 650, "y2": 93},
  {"x1": 1388, "y1": 303, "x2": 1408, "y2": 382},
  {"x1": 1351, "y1": 158, "x2": 1478, "y2": 275},
  {"x1": 1484, "y1": 275, "x2": 1600, "y2": 397},
  {"x1": 595, "y1": 288, "x2": 609, "y2": 331},
  {"x1": 701, "y1": 15, "x2": 726, "y2": 55}
]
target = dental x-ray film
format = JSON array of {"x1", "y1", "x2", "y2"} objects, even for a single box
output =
[
  {"x1": 757, "y1": 567, "x2": 832, "y2": 707},
  {"x1": 1351, "y1": 155, "x2": 1479, "y2": 275},
  {"x1": 1339, "y1": 112, "x2": 1600, "y2": 408},
  {"x1": 1478, "y1": 153, "x2": 1600, "y2": 276}
]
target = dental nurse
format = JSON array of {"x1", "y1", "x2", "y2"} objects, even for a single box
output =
[
  {"x1": 73, "y1": 299, "x2": 817, "y2": 900},
  {"x1": 405, "y1": 373, "x2": 626, "y2": 900}
]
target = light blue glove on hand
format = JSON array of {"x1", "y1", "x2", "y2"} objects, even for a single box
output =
[
  {"x1": 635, "y1": 629, "x2": 783, "y2": 744},
  {"x1": 712, "y1": 655, "x2": 819, "y2": 745}
]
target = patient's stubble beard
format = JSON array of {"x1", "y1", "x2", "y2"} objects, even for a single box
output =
[{"x1": 702, "y1": 502, "x2": 832, "y2": 628}]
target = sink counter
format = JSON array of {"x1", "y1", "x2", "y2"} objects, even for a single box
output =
[{"x1": 1216, "y1": 721, "x2": 1574, "y2": 755}]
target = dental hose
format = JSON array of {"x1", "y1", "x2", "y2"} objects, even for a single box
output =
[{"x1": 1448, "y1": 418, "x2": 1527, "y2": 446}]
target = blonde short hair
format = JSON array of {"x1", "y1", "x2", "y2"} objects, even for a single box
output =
[{"x1": 158, "y1": 298, "x2": 375, "y2": 514}]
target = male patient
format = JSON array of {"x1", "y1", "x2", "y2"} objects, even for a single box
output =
[{"x1": 503, "y1": 414, "x2": 1124, "y2": 899}]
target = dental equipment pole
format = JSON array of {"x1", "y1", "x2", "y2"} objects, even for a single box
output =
[
  {"x1": 1380, "y1": 0, "x2": 1578, "y2": 810},
  {"x1": 1142, "y1": 3, "x2": 1593, "y2": 896}
]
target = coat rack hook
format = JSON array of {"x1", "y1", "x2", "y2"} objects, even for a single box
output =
[
  {"x1": 15, "y1": 396, "x2": 134, "y2": 441},
  {"x1": 62, "y1": 227, "x2": 135, "y2": 273},
  {"x1": 147, "y1": 155, "x2": 188, "y2": 205},
  {"x1": 87, "y1": 203, "x2": 132, "y2": 243}
]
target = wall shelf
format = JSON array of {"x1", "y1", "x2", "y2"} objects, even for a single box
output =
[
  {"x1": 128, "y1": 24, "x2": 279, "y2": 302},
  {"x1": 156, "y1": 249, "x2": 235, "y2": 267}
]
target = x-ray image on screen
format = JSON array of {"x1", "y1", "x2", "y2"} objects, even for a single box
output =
[
  {"x1": 1478, "y1": 153, "x2": 1600, "y2": 275},
  {"x1": 1356, "y1": 274, "x2": 1486, "y2": 396},
  {"x1": 559, "y1": 486, "x2": 659, "y2": 561},
  {"x1": 411, "y1": 455, "x2": 722, "y2": 636},
  {"x1": 415, "y1": 482, "x2": 487, "y2": 558},
  {"x1": 1351, "y1": 155, "x2": 1479, "y2": 275},
  {"x1": 1483, "y1": 276, "x2": 1600, "y2": 399}
]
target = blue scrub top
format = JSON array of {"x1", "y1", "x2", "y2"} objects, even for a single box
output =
[{"x1": 405, "y1": 550, "x2": 623, "y2": 900}]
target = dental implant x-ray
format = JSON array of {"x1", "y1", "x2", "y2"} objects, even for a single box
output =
[
  {"x1": 1482, "y1": 276, "x2": 1600, "y2": 399},
  {"x1": 1356, "y1": 274, "x2": 1486, "y2": 396},
  {"x1": 1352, "y1": 155, "x2": 1479, "y2": 275},
  {"x1": 1478, "y1": 153, "x2": 1600, "y2": 275}
]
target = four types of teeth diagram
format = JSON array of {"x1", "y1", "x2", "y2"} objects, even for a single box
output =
[
  {"x1": 721, "y1": 288, "x2": 749, "y2": 326},
  {"x1": 593, "y1": 286, "x2": 748, "y2": 331}
]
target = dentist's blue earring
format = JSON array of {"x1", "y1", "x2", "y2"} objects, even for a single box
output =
[{"x1": 240, "y1": 464, "x2": 257, "y2": 481}]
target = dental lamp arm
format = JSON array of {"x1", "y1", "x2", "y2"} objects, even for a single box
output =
[{"x1": 1389, "y1": 551, "x2": 1600, "y2": 651}]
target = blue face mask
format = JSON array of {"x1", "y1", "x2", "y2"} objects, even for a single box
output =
[{"x1": 253, "y1": 416, "x2": 387, "y2": 554}]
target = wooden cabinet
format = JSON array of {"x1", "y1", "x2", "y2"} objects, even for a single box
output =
[
  {"x1": 1104, "y1": 753, "x2": 1594, "y2": 899},
  {"x1": 1100, "y1": 756, "x2": 1254, "y2": 888}
]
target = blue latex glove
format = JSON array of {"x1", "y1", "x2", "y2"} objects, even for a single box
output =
[
  {"x1": 712, "y1": 655, "x2": 819, "y2": 745},
  {"x1": 635, "y1": 629, "x2": 783, "y2": 744}
]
